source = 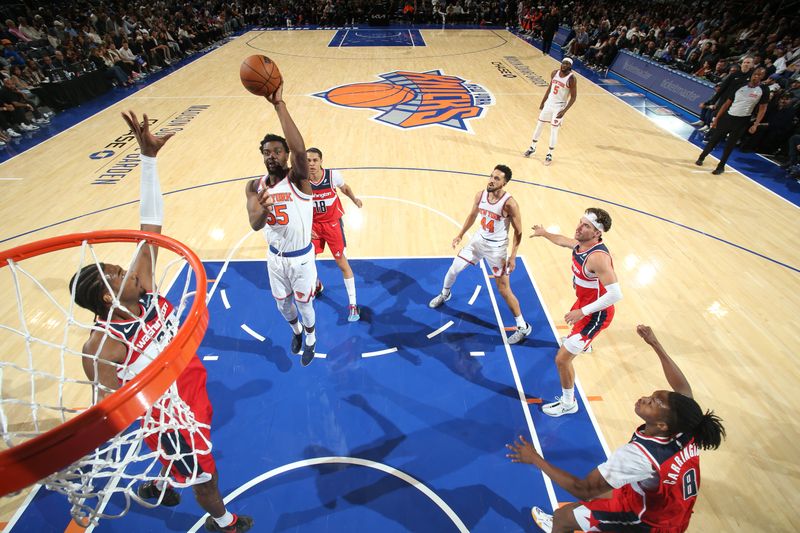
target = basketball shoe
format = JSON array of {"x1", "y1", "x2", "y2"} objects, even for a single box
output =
[
  {"x1": 523, "y1": 145, "x2": 537, "y2": 157},
  {"x1": 428, "y1": 290, "x2": 451, "y2": 308},
  {"x1": 204, "y1": 514, "x2": 254, "y2": 532},
  {"x1": 301, "y1": 341, "x2": 315, "y2": 366},
  {"x1": 508, "y1": 322, "x2": 532, "y2": 344},
  {"x1": 531, "y1": 507, "x2": 553, "y2": 532},
  {"x1": 544, "y1": 153, "x2": 553, "y2": 166},
  {"x1": 347, "y1": 304, "x2": 360, "y2": 322},
  {"x1": 291, "y1": 331, "x2": 302, "y2": 354},
  {"x1": 543, "y1": 397, "x2": 579, "y2": 417},
  {"x1": 137, "y1": 480, "x2": 180, "y2": 506}
]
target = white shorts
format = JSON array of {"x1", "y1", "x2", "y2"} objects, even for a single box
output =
[
  {"x1": 267, "y1": 247, "x2": 317, "y2": 302},
  {"x1": 538, "y1": 102, "x2": 567, "y2": 126},
  {"x1": 458, "y1": 234, "x2": 508, "y2": 276}
]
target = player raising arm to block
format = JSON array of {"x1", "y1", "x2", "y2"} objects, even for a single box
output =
[
  {"x1": 507, "y1": 325, "x2": 726, "y2": 533},
  {"x1": 70, "y1": 111, "x2": 253, "y2": 533}
]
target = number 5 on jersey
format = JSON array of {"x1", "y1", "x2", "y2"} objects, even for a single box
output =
[{"x1": 266, "y1": 204, "x2": 289, "y2": 225}]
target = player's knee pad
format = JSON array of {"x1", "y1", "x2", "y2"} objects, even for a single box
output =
[
  {"x1": 275, "y1": 296, "x2": 297, "y2": 322},
  {"x1": 295, "y1": 298, "x2": 316, "y2": 328}
]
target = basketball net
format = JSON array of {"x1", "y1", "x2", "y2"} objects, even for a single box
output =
[{"x1": 0, "y1": 233, "x2": 209, "y2": 526}]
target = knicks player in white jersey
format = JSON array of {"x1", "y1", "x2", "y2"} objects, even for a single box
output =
[
  {"x1": 429, "y1": 165, "x2": 532, "y2": 344},
  {"x1": 523, "y1": 57, "x2": 578, "y2": 165},
  {"x1": 244, "y1": 83, "x2": 318, "y2": 367}
]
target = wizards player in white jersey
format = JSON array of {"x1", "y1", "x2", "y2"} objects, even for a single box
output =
[
  {"x1": 531, "y1": 208, "x2": 621, "y2": 417},
  {"x1": 508, "y1": 325, "x2": 725, "y2": 533},
  {"x1": 524, "y1": 57, "x2": 578, "y2": 165},
  {"x1": 70, "y1": 111, "x2": 252, "y2": 533},
  {"x1": 306, "y1": 147, "x2": 363, "y2": 322},
  {"x1": 245, "y1": 82, "x2": 318, "y2": 367},
  {"x1": 429, "y1": 164, "x2": 532, "y2": 345}
]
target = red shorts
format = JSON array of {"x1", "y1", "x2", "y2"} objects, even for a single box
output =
[
  {"x1": 577, "y1": 496, "x2": 688, "y2": 532},
  {"x1": 312, "y1": 218, "x2": 346, "y2": 258},
  {"x1": 144, "y1": 357, "x2": 216, "y2": 484}
]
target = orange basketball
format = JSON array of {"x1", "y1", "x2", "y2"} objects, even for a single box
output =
[
  {"x1": 326, "y1": 83, "x2": 415, "y2": 108},
  {"x1": 240, "y1": 55, "x2": 282, "y2": 96}
]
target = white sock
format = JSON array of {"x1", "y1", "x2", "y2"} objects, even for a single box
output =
[
  {"x1": 514, "y1": 315, "x2": 526, "y2": 329},
  {"x1": 562, "y1": 387, "x2": 575, "y2": 406},
  {"x1": 214, "y1": 511, "x2": 234, "y2": 527},
  {"x1": 290, "y1": 320, "x2": 302, "y2": 335},
  {"x1": 155, "y1": 478, "x2": 167, "y2": 491},
  {"x1": 344, "y1": 276, "x2": 357, "y2": 306},
  {"x1": 549, "y1": 123, "x2": 559, "y2": 147},
  {"x1": 305, "y1": 328, "x2": 316, "y2": 346}
]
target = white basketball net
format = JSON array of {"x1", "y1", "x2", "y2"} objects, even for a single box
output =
[{"x1": 0, "y1": 237, "x2": 210, "y2": 527}]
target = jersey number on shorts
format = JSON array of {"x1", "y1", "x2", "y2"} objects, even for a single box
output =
[
  {"x1": 480, "y1": 216, "x2": 495, "y2": 233},
  {"x1": 266, "y1": 204, "x2": 289, "y2": 225},
  {"x1": 314, "y1": 200, "x2": 327, "y2": 214},
  {"x1": 682, "y1": 468, "x2": 698, "y2": 500}
]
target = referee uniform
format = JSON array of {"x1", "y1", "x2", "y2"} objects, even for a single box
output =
[{"x1": 696, "y1": 68, "x2": 769, "y2": 174}]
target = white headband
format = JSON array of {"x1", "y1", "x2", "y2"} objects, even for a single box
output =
[
  {"x1": 582, "y1": 211, "x2": 605, "y2": 232},
  {"x1": 563, "y1": 57, "x2": 573, "y2": 65}
]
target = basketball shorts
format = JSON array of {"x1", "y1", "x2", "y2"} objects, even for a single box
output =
[
  {"x1": 458, "y1": 234, "x2": 509, "y2": 276},
  {"x1": 312, "y1": 218, "x2": 346, "y2": 258},
  {"x1": 538, "y1": 102, "x2": 567, "y2": 126},
  {"x1": 573, "y1": 497, "x2": 688, "y2": 532},
  {"x1": 144, "y1": 358, "x2": 216, "y2": 485},
  {"x1": 268, "y1": 246, "x2": 317, "y2": 302},
  {"x1": 562, "y1": 303, "x2": 614, "y2": 354}
]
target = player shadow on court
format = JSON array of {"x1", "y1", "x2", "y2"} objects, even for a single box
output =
[
  {"x1": 206, "y1": 378, "x2": 272, "y2": 432},
  {"x1": 200, "y1": 324, "x2": 294, "y2": 372},
  {"x1": 268, "y1": 393, "x2": 528, "y2": 531}
]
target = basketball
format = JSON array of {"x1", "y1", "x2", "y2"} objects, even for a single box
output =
[
  {"x1": 239, "y1": 55, "x2": 282, "y2": 97},
  {"x1": 325, "y1": 83, "x2": 415, "y2": 108}
]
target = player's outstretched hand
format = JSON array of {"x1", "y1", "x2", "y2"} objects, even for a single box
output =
[
  {"x1": 636, "y1": 324, "x2": 658, "y2": 346},
  {"x1": 530, "y1": 224, "x2": 547, "y2": 238},
  {"x1": 506, "y1": 435, "x2": 542, "y2": 466},
  {"x1": 265, "y1": 81, "x2": 284, "y2": 107},
  {"x1": 354, "y1": 198, "x2": 363, "y2": 208},
  {"x1": 121, "y1": 111, "x2": 174, "y2": 157},
  {"x1": 451, "y1": 235, "x2": 462, "y2": 249}
]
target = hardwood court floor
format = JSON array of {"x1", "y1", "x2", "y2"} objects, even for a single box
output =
[{"x1": 1, "y1": 29, "x2": 798, "y2": 531}]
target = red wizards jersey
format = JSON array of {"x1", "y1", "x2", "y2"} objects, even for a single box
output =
[
  {"x1": 310, "y1": 168, "x2": 345, "y2": 223},
  {"x1": 97, "y1": 293, "x2": 208, "y2": 401},
  {"x1": 571, "y1": 242, "x2": 614, "y2": 309},
  {"x1": 615, "y1": 428, "x2": 700, "y2": 531}
]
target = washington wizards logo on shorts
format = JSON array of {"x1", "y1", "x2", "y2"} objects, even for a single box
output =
[{"x1": 313, "y1": 70, "x2": 494, "y2": 132}]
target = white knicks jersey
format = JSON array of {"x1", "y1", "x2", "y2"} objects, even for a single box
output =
[
  {"x1": 477, "y1": 190, "x2": 511, "y2": 245},
  {"x1": 547, "y1": 70, "x2": 573, "y2": 106},
  {"x1": 257, "y1": 174, "x2": 314, "y2": 253}
]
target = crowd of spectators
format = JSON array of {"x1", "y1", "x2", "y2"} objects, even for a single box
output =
[
  {"x1": 238, "y1": 1, "x2": 515, "y2": 28},
  {"x1": 518, "y1": 0, "x2": 800, "y2": 177},
  {"x1": 0, "y1": 0, "x2": 242, "y2": 148}
]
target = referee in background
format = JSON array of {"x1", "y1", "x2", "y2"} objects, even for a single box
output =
[{"x1": 695, "y1": 66, "x2": 769, "y2": 175}]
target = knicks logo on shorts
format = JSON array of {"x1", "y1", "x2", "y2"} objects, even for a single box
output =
[{"x1": 313, "y1": 70, "x2": 494, "y2": 132}]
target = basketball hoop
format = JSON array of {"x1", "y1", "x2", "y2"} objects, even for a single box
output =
[{"x1": 0, "y1": 230, "x2": 208, "y2": 524}]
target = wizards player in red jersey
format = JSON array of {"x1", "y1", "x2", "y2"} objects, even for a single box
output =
[
  {"x1": 531, "y1": 208, "x2": 622, "y2": 417},
  {"x1": 306, "y1": 147, "x2": 363, "y2": 322},
  {"x1": 69, "y1": 111, "x2": 252, "y2": 533},
  {"x1": 507, "y1": 325, "x2": 726, "y2": 533}
]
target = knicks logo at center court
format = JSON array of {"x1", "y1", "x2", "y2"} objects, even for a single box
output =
[{"x1": 313, "y1": 70, "x2": 494, "y2": 132}]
